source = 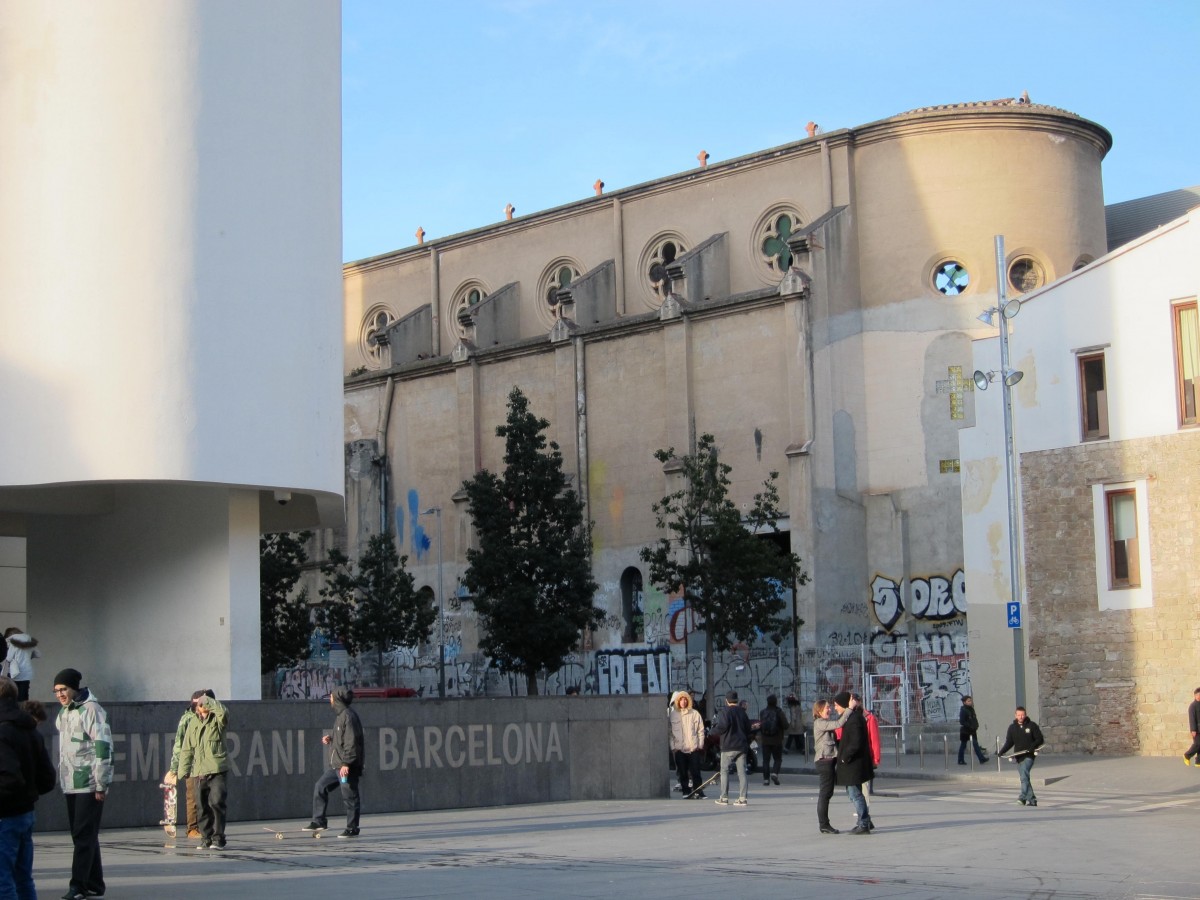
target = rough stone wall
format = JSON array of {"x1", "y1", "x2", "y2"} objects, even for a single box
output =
[{"x1": 1021, "y1": 433, "x2": 1200, "y2": 755}]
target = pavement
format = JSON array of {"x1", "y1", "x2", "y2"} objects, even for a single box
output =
[{"x1": 30, "y1": 752, "x2": 1200, "y2": 900}]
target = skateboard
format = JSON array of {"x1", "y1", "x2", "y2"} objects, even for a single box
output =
[
  {"x1": 1002, "y1": 747, "x2": 1047, "y2": 761},
  {"x1": 158, "y1": 782, "x2": 177, "y2": 839},
  {"x1": 262, "y1": 825, "x2": 326, "y2": 839},
  {"x1": 685, "y1": 770, "x2": 721, "y2": 799}
]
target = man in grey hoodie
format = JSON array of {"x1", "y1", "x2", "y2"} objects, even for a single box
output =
[{"x1": 305, "y1": 686, "x2": 364, "y2": 837}]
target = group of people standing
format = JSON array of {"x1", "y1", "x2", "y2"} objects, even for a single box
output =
[
  {"x1": 162, "y1": 683, "x2": 364, "y2": 849},
  {"x1": 669, "y1": 686, "x2": 1053, "y2": 830}
]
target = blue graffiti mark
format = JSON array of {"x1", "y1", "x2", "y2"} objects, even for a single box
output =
[{"x1": 408, "y1": 489, "x2": 431, "y2": 560}]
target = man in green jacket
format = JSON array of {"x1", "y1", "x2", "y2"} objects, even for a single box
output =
[{"x1": 174, "y1": 692, "x2": 229, "y2": 849}]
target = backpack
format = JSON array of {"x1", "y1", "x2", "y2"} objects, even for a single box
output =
[{"x1": 760, "y1": 707, "x2": 782, "y2": 737}]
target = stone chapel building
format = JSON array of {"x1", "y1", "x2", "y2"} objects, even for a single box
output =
[{"x1": 338, "y1": 98, "x2": 1111, "y2": 714}]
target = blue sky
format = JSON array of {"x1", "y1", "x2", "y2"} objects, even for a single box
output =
[{"x1": 342, "y1": 1, "x2": 1199, "y2": 263}]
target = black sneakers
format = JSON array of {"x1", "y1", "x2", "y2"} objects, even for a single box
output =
[
  {"x1": 302, "y1": 821, "x2": 325, "y2": 831},
  {"x1": 337, "y1": 829, "x2": 360, "y2": 838}
]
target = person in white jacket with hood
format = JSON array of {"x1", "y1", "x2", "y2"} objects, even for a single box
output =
[
  {"x1": 2, "y1": 628, "x2": 38, "y2": 702},
  {"x1": 668, "y1": 690, "x2": 706, "y2": 798}
]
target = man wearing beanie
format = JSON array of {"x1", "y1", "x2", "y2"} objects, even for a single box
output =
[{"x1": 53, "y1": 667, "x2": 112, "y2": 900}]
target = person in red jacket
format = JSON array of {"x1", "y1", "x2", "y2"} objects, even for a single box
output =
[{"x1": 862, "y1": 699, "x2": 881, "y2": 800}]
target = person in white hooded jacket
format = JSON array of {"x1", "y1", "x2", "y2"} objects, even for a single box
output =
[
  {"x1": 668, "y1": 690, "x2": 706, "y2": 798},
  {"x1": 2, "y1": 628, "x2": 39, "y2": 702}
]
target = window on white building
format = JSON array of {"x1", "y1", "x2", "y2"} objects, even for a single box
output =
[
  {"x1": 1175, "y1": 300, "x2": 1198, "y2": 427},
  {"x1": 1077, "y1": 351, "x2": 1108, "y2": 441},
  {"x1": 1091, "y1": 480, "x2": 1153, "y2": 611}
]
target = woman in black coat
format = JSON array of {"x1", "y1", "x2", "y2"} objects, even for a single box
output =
[{"x1": 832, "y1": 691, "x2": 874, "y2": 834}]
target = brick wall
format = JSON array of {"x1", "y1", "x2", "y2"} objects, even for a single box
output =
[{"x1": 1021, "y1": 432, "x2": 1200, "y2": 755}]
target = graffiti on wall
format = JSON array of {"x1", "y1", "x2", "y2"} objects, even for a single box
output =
[
  {"x1": 275, "y1": 646, "x2": 674, "y2": 700},
  {"x1": 871, "y1": 569, "x2": 966, "y2": 632}
]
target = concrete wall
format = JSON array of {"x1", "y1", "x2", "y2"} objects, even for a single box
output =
[
  {"x1": 28, "y1": 486, "x2": 263, "y2": 702},
  {"x1": 34, "y1": 696, "x2": 667, "y2": 832}
]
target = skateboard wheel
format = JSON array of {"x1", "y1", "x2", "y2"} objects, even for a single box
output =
[{"x1": 276, "y1": 833, "x2": 284, "y2": 840}]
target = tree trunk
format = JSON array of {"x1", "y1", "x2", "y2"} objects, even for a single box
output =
[{"x1": 525, "y1": 670, "x2": 539, "y2": 696}]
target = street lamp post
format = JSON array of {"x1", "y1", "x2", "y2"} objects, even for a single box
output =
[
  {"x1": 420, "y1": 506, "x2": 446, "y2": 699},
  {"x1": 973, "y1": 235, "x2": 1026, "y2": 708}
]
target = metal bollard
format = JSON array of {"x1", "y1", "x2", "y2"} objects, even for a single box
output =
[
  {"x1": 893, "y1": 729, "x2": 900, "y2": 766},
  {"x1": 919, "y1": 733, "x2": 925, "y2": 769},
  {"x1": 943, "y1": 734, "x2": 949, "y2": 770}
]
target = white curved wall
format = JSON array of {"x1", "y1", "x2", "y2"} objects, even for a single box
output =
[{"x1": 0, "y1": 1, "x2": 342, "y2": 498}]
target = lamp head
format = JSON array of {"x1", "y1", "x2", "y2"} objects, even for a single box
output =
[
  {"x1": 1004, "y1": 370, "x2": 1024, "y2": 387},
  {"x1": 973, "y1": 370, "x2": 992, "y2": 391}
]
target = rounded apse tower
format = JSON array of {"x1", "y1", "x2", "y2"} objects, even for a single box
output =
[{"x1": 0, "y1": 2, "x2": 343, "y2": 699}]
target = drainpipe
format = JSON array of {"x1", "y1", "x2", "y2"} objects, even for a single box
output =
[{"x1": 376, "y1": 375, "x2": 397, "y2": 535}]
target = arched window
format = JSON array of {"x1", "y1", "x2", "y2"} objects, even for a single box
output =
[{"x1": 621, "y1": 567, "x2": 644, "y2": 643}]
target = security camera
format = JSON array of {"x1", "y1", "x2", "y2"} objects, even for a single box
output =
[{"x1": 274, "y1": 491, "x2": 292, "y2": 506}]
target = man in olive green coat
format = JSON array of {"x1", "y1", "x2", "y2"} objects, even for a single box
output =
[{"x1": 173, "y1": 692, "x2": 229, "y2": 849}]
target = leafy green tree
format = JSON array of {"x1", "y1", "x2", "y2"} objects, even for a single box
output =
[
  {"x1": 318, "y1": 532, "x2": 435, "y2": 683},
  {"x1": 260, "y1": 531, "x2": 315, "y2": 674},
  {"x1": 640, "y1": 433, "x2": 807, "y2": 698},
  {"x1": 462, "y1": 386, "x2": 602, "y2": 695}
]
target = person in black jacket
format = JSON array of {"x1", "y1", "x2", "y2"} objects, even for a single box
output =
[
  {"x1": 997, "y1": 707, "x2": 1044, "y2": 806},
  {"x1": 711, "y1": 691, "x2": 752, "y2": 806},
  {"x1": 1183, "y1": 688, "x2": 1200, "y2": 766},
  {"x1": 957, "y1": 696, "x2": 989, "y2": 765},
  {"x1": 0, "y1": 675, "x2": 56, "y2": 898},
  {"x1": 832, "y1": 691, "x2": 873, "y2": 834},
  {"x1": 305, "y1": 686, "x2": 365, "y2": 837}
]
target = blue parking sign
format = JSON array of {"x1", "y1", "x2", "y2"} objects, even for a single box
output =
[{"x1": 1006, "y1": 602, "x2": 1022, "y2": 629}]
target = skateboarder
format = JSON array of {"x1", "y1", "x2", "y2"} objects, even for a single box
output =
[
  {"x1": 54, "y1": 667, "x2": 112, "y2": 900},
  {"x1": 711, "y1": 691, "x2": 752, "y2": 806},
  {"x1": 998, "y1": 706, "x2": 1044, "y2": 806},
  {"x1": 165, "y1": 690, "x2": 208, "y2": 838},
  {"x1": 305, "y1": 686, "x2": 364, "y2": 838},
  {"x1": 174, "y1": 691, "x2": 230, "y2": 848}
]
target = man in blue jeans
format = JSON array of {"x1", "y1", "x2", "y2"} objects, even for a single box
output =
[
  {"x1": 833, "y1": 691, "x2": 874, "y2": 834},
  {"x1": 0, "y1": 676, "x2": 56, "y2": 899},
  {"x1": 998, "y1": 706, "x2": 1045, "y2": 806},
  {"x1": 305, "y1": 686, "x2": 364, "y2": 837}
]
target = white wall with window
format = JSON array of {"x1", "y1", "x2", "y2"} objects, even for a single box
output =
[{"x1": 960, "y1": 207, "x2": 1197, "y2": 723}]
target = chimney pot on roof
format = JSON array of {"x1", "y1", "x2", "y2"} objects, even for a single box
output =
[
  {"x1": 697, "y1": 150, "x2": 709, "y2": 168},
  {"x1": 505, "y1": 203, "x2": 515, "y2": 221},
  {"x1": 415, "y1": 226, "x2": 425, "y2": 245},
  {"x1": 805, "y1": 121, "x2": 819, "y2": 138},
  {"x1": 594, "y1": 179, "x2": 604, "y2": 195}
]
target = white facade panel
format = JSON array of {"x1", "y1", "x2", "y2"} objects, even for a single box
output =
[{"x1": 0, "y1": 2, "x2": 343, "y2": 498}]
